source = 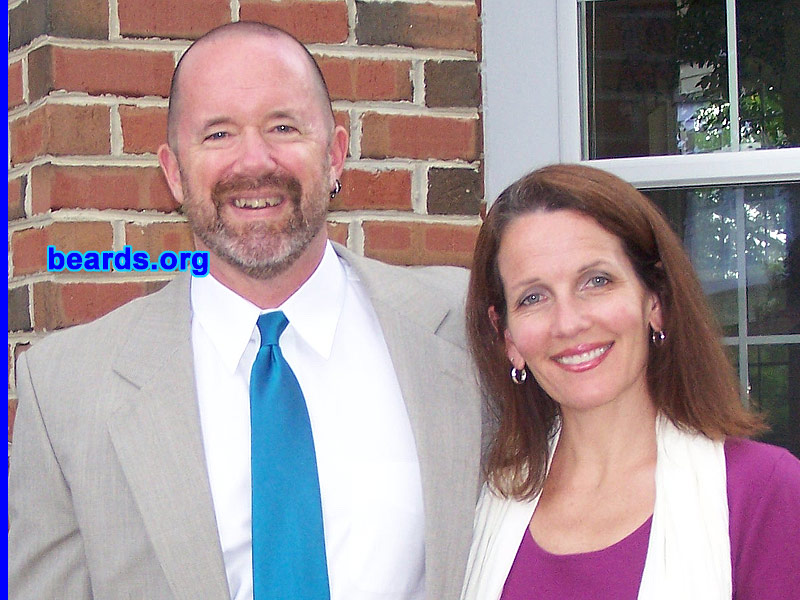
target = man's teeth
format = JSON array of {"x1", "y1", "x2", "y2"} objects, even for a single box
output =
[
  {"x1": 555, "y1": 344, "x2": 611, "y2": 365},
  {"x1": 232, "y1": 197, "x2": 281, "y2": 209}
]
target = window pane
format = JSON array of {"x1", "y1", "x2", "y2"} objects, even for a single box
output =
[
  {"x1": 745, "y1": 186, "x2": 800, "y2": 335},
  {"x1": 749, "y1": 344, "x2": 800, "y2": 458},
  {"x1": 581, "y1": 0, "x2": 683, "y2": 158},
  {"x1": 646, "y1": 182, "x2": 800, "y2": 337},
  {"x1": 581, "y1": 0, "x2": 800, "y2": 158}
]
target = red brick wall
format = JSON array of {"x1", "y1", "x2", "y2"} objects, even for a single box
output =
[{"x1": 7, "y1": 0, "x2": 484, "y2": 440}]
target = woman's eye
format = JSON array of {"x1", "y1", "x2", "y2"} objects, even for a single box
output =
[
  {"x1": 520, "y1": 293, "x2": 542, "y2": 306},
  {"x1": 588, "y1": 275, "x2": 610, "y2": 287}
]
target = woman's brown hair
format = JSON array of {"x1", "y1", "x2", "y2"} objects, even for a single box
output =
[{"x1": 467, "y1": 164, "x2": 764, "y2": 499}]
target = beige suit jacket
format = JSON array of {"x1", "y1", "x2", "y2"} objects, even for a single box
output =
[{"x1": 8, "y1": 245, "x2": 484, "y2": 600}]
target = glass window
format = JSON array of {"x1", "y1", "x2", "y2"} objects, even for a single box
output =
[
  {"x1": 580, "y1": 0, "x2": 800, "y2": 159},
  {"x1": 647, "y1": 183, "x2": 800, "y2": 455}
]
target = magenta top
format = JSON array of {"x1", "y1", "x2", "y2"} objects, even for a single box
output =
[{"x1": 500, "y1": 438, "x2": 800, "y2": 600}]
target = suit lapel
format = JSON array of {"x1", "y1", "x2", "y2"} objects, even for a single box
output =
[
  {"x1": 336, "y1": 246, "x2": 482, "y2": 599},
  {"x1": 106, "y1": 275, "x2": 231, "y2": 600}
]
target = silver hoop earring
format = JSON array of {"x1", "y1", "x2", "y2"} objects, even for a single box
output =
[
  {"x1": 651, "y1": 329, "x2": 666, "y2": 346},
  {"x1": 510, "y1": 366, "x2": 528, "y2": 385},
  {"x1": 330, "y1": 179, "x2": 342, "y2": 199}
]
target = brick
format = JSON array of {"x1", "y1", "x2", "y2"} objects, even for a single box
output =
[
  {"x1": 9, "y1": 287, "x2": 32, "y2": 332},
  {"x1": 425, "y1": 60, "x2": 480, "y2": 108},
  {"x1": 10, "y1": 104, "x2": 111, "y2": 165},
  {"x1": 427, "y1": 167, "x2": 482, "y2": 215},
  {"x1": 355, "y1": 1, "x2": 478, "y2": 52},
  {"x1": 33, "y1": 281, "x2": 167, "y2": 330},
  {"x1": 316, "y1": 56, "x2": 412, "y2": 102},
  {"x1": 28, "y1": 45, "x2": 174, "y2": 102},
  {"x1": 363, "y1": 221, "x2": 478, "y2": 267},
  {"x1": 326, "y1": 221, "x2": 348, "y2": 246},
  {"x1": 9, "y1": 61, "x2": 24, "y2": 109},
  {"x1": 332, "y1": 169, "x2": 412, "y2": 211},
  {"x1": 361, "y1": 113, "x2": 480, "y2": 161},
  {"x1": 423, "y1": 222, "x2": 479, "y2": 266},
  {"x1": 125, "y1": 222, "x2": 195, "y2": 256},
  {"x1": 11, "y1": 222, "x2": 114, "y2": 276},
  {"x1": 119, "y1": 105, "x2": 168, "y2": 154},
  {"x1": 49, "y1": 0, "x2": 109, "y2": 40},
  {"x1": 334, "y1": 110, "x2": 350, "y2": 133},
  {"x1": 11, "y1": 344, "x2": 32, "y2": 399},
  {"x1": 9, "y1": 0, "x2": 47, "y2": 52},
  {"x1": 363, "y1": 221, "x2": 412, "y2": 261},
  {"x1": 8, "y1": 176, "x2": 26, "y2": 221},
  {"x1": 240, "y1": 0, "x2": 348, "y2": 44},
  {"x1": 119, "y1": 0, "x2": 230, "y2": 39},
  {"x1": 9, "y1": 0, "x2": 108, "y2": 51},
  {"x1": 31, "y1": 164, "x2": 178, "y2": 213},
  {"x1": 9, "y1": 397, "x2": 19, "y2": 445}
]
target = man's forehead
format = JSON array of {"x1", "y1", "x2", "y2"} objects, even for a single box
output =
[{"x1": 180, "y1": 32, "x2": 312, "y2": 85}]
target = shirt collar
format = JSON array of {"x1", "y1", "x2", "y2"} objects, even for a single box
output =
[
  {"x1": 280, "y1": 242, "x2": 346, "y2": 360},
  {"x1": 190, "y1": 242, "x2": 346, "y2": 372}
]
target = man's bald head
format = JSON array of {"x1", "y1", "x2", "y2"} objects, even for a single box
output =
[{"x1": 166, "y1": 22, "x2": 334, "y2": 153}]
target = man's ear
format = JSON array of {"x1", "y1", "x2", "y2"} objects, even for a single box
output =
[
  {"x1": 157, "y1": 143, "x2": 184, "y2": 205},
  {"x1": 328, "y1": 125, "x2": 349, "y2": 186}
]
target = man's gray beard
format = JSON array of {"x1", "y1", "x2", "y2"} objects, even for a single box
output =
[{"x1": 180, "y1": 174, "x2": 329, "y2": 280}]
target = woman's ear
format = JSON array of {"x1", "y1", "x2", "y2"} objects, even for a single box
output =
[
  {"x1": 490, "y1": 306, "x2": 526, "y2": 369},
  {"x1": 488, "y1": 305, "x2": 502, "y2": 334},
  {"x1": 648, "y1": 293, "x2": 664, "y2": 333},
  {"x1": 503, "y1": 329, "x2": 526, "y2": 370}
]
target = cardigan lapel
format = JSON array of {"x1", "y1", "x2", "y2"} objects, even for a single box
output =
[{"x1": 106, "y1": 275, "x2": 231, "y2": 600}]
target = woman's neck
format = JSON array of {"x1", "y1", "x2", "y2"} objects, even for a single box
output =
[{"x1": 552, "y1": 399, "x2": 658, "y2": 486}]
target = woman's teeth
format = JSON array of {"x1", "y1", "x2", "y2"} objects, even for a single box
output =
[{"x1": 554, "y1": 344, "x2": 611, "y2": 365}]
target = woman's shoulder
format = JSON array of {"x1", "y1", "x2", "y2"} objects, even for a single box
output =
[
  {"x1": 724, "y1": 437, "x2": 800, "y2": 599},
  {"x1": 724, "y1": 437, "x2": 800, "y2": 492}
]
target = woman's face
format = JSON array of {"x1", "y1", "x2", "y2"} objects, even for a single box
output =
[{"x1": 496, "y1": 209, "x2": 662, "y2": 416}]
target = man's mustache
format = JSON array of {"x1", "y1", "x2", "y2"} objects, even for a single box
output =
[{"x1": 212, "y1": 172, "x2": 303, "y2": 198}]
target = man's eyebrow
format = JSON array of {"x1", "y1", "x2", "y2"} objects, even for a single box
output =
[{"x1": 200, "y1": 117, "x2": 234, "y2": 131}]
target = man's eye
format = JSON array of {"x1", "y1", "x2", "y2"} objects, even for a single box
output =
[
  {"x1": 205, "y1": 131, "x2": 228, "y2": 141},
  {"x1": 274, "y1": 124, "x2": 297, "y2": 133}
]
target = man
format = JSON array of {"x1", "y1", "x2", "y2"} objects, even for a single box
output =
[{"x1": 8, "y1": 22, "x2": 483, "y2": 600}]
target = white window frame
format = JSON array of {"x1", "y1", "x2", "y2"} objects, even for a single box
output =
[{"x1": 482, "y1": 0, "x2": 800, "y2": 200}]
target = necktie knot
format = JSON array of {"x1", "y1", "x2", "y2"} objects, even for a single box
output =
[{"x1": 256, "y1": 311, "x2": 289, "y2": 349}]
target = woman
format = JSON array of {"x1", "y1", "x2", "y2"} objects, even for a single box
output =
[{"x1": 461, "y1": 164, "x2": 800, "y2": 600}]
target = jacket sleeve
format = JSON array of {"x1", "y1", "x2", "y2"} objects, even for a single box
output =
[{"x1": 8, "y1": 351, "x2": 93, "y2": 600}]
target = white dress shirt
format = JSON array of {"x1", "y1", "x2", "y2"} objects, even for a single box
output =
[{"x1": 190, "y1": 243, "x2": 425, "y2": 600}]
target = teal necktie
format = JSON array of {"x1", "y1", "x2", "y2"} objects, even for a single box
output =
[{"x1": 250, "y1": 311, "x2": 330, "y2": 600}]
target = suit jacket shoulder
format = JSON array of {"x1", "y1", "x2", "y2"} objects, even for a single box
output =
[{"x1": 332, "y1": 243, "x2": 470, "y2": 350}]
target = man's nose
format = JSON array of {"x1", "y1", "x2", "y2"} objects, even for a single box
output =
[{"x1": 233, "y1": 129, "x2": 278, "y2": 174}]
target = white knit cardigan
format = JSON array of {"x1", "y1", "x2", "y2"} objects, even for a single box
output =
[{"x1": 461, "y1": 415, "x2": 731, "y2": 600}]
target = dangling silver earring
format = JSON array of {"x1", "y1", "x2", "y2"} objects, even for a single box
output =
[
  {"x1": 330, "y1": 179, "x2": 342, "y2": 199},
  {"x1": 510, "y1": 366, "x2": 528, "y2": 385},
  {"x1": 651, "y1": 329, "x2": 666, "y2": 346}
]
